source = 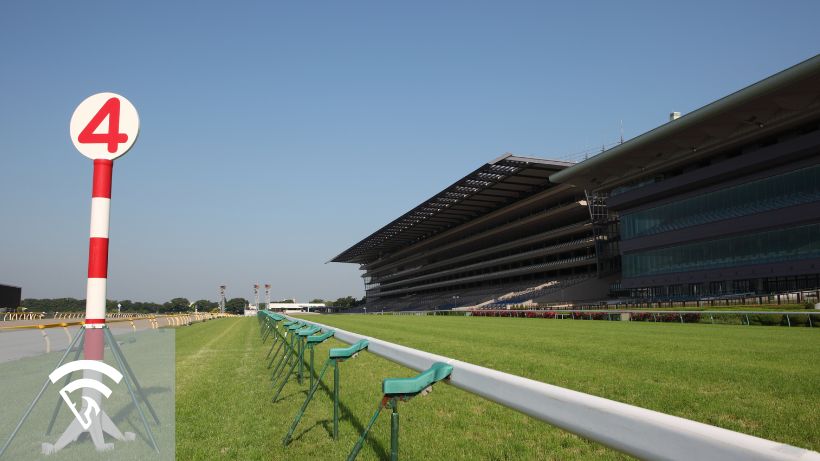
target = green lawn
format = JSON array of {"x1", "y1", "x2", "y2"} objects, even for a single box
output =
[{"x1": 175, "y1": 316, "x2": 819, "y2": 460}]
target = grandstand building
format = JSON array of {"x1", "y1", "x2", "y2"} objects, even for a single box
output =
[
  {"x1": 334, "y1": 55, "x2": 820, "y2": 308},
  {"x1": 552, "y1": 54, "x2": 820, "y2": 300},
  {"x1": 331, "y1": 155, "x2": 614, "y2": 310}
]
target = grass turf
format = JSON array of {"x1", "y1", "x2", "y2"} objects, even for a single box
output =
[{"x1": 175, "y1": 316, "x2": 819, "y2": 460}]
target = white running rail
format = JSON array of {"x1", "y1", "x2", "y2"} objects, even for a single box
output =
[{"x1": 285, "y1": 314, "x2": 820, "y2": 461}]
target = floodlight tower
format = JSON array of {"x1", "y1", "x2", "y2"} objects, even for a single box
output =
[
  {"x1": 218, "y1": 285, "x2": 226, "y2": 313},
  {"x1": 264, "y1": 284, "x2": 271, "y2": 310},
  {"x1": 253, "y1": 284, "x2": 260, "y2": 310}
]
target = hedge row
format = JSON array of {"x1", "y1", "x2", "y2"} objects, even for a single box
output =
[
  {"x1": 469, "y1": 310, "x2": 702, "y2": 323},
  {"x1": 469, "y1": 310, "x2": 819, "y2": 326}
]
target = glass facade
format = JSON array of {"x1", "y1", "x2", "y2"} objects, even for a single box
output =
[
  {"x1": 622, "y1": 223, "x2": 820, "y2": 278},
  {"x1": 620, "y1": 164, "x2": 820, "y2": 240}
]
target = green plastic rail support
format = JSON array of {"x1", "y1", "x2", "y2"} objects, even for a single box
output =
[
  {"x1": 269, "y1": 314, "x2": 287, "y2": 343},
  {"x1": 390, "y1": 401, "x2": 399, "y2": 461},
  {"x1": 329, "y1": 339, "x2": 369, "y2": 359},
  {"x1": 266, "y1": 316, "x2": 292, "y2": 367},
  {"x1": 267, "y1": 333, "x2": 287, "y2": 369},
  {"x1": 273, "y1": 328, "x2": 332, "y2": 404},
  {"x1": 331, "y1": 339, "x2": 368, "y2": 437},
  {"x1": 269, "y1": 338, "x2": 291, "y2": 382},
  {"x1": 263, "y1": 317, "x2": 282, "y2": 354},
  {"x1": 334, "y1": 359, "x2": 340, "y2": 438},
  {"x1": 271, "y1": 323, "x2": 304, "y2": 383},
  {"x1": 258, "y1": 311, "x2": 267, "y2": 336},
  {"x1": 382, "y1": 362, "x2": 454, "y2": 396},
  {"x1": 260, "y1": 315, "x2": 272, "y2": 341},
  {"x1": 261, "y1": 312, "x2": 284, "y2": 342},
  {"x1": 305, "y1": 330, "x2": 334, "y2": 389},
  {"x1": 283, "y1": 358, "x2": 334, "y2": 446},
  {"x1": 272, "y1": 352, "x2": 300, "y2": 402},
  {"x1": 271, "y1": 352, "x2": 301, "y2": 403},
  {"x1": 283, "y1": 338, "x2": 366, "y2": 446},
  {"x1": 265, "y1": 321, "x2": 282, "y2": 360},
  {"x1": 297, "y1": 326, "x2": 321, "y2": 384},
  {"x1": 271, "y1": 324, "x2": 313, "y2": 394},
  {"x1": 282, "y1": 331, "x2": 345, "y2": 446},
  {"x1": 347, "y1": 362, "x2": 453, "y2": 461},
  {"x1": 274, "y1": 323, "x2": 302, "y2": 376},
  {"x1": 348, "y1": 401, "x2": 384, "y2": 461}
]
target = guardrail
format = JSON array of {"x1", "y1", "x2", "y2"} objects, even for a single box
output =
[
  {"x1": 1, "y1": 312, "x2": 228, "y2": 322},
  {"x1": 283, "y1": 313, "x2": 820, "y2": 461},
  {"x1": 0, "y1": 314, "x2": 222, "y2": 331},
  {"x1": 349, "y1": 309, "x2": 818, "y2": 327},
  {"x1": 1, "y1": 313, "x2": 47, "y2": 321},
  {"x1": 468, "y1": 309, "x2": 817, "y2": 326},
  {"x1": 0, "y1": 314, "x2": 223, "y2": 354}
]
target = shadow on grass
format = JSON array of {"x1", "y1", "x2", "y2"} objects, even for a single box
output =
[
  {"x1": 289, "y1": 419, "x2": 328, "y2": 443},
  {"x1": 268, "y1": 355, "x2": 390, "y2": 460},
  {"x1": 269, "y1": 348, "x2": 297, "y2": 384},
  {"x1": 109, "y1": 386, "x2": 170, "y2": 447},
  {"x1": 265, "y1": 341, "x2": 287, "y2": 369}
]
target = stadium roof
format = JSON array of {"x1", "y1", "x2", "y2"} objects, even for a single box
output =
[
  {"x1": 551, "y1": 54, "x2": 820, "y2": 189},
  {"x1": 331, "y1": 154, "x2": 573, "y2": 264}
]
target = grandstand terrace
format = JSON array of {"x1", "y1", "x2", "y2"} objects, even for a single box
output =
[
  {"x1": 552, "y1": 54, "x2": 820, "y2": 300},
  {"x1": 332, "y1": 154, "x2": 613, "y2": 311}
]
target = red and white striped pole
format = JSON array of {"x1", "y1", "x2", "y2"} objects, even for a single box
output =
[
  {"x1": 54, "y1": 92, "x2": 140, "y2": 451},
  {"x1": 84, "y1": 159, "x2": 114, "y2": 355},
  {"x1": 69, "y1": 92, "x2": 139, "y2": 334}
]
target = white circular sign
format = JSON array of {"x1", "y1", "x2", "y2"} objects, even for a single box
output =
[{"x1": 70, "y1": 92, "x2": 139, "y2": 160}]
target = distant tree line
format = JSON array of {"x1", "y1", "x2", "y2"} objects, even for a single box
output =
[
  {"x1": 20, "y1": 297, "x2": 251, "y2": 315},
  {"x1": 309, "y1": 296, "x2": 365, "y2": 309},
  {"x1": 20, "y1": 295, "x2": 365, "y2": 313}
]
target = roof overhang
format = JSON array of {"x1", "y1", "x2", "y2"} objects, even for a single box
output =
[
  {"x1": 331, "y1": 154, "x2": 573, "y2": 264},
  {"x1": 550, "y1": 54, "x2": 820, "y2": 190}
]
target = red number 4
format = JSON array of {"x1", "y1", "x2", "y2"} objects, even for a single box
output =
[{"x1": 78, "y1": 97, "x2": 128, "y2": 153}]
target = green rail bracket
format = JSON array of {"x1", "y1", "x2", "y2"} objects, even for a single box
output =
[
  {"x1": 271, "y1": 323, "x2": 311, "y2": 386},
  {"x1": 304, "y1": 330, "x2": 333, "y2": 389},
  {"x1": 272, "y1": 328, "x2": 331, "y2": 403},
  {"x1": 382, "y1": 362, "x2": 454, "y2": 397},
  {"x1": 347, "y1": 362, "x2": 453, "y2": 461},
  {"x1": 270, "y1": 323, "x2": 307, "y2": 382},
  {"x1": 283, "y1": 338, "x2": 368, "y2": 446},
  {"x1": 264, "y1": 315, "x2": 293, "y2": 365},
  {"x1": 266, "y1": 326, "x2": 289, "y2": 369},
  {"x1": 298, "y1": 326, "x2": 321, "y2": 337},
  {"x1": 260, "y1": 312, "x2": 276, "y2": 340},
  {"x1": 329, "y1": 339, "x2": 369, "y2": 359},
  {"x1": 295, "y1": 326, "x2": 321, "y2": 383},
  {"x1": 262, "y1": 316, "x2": 283, "y2": 349},
  {"x1": 265, "y1": 319, "x2": 286, "y2": 360}
]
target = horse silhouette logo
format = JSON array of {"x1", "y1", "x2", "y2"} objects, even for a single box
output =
[{"x1": 48, "y1": 360, "x2": 123, "y2": 430}]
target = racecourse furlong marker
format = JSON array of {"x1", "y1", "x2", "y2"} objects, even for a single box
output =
[
  {"x1": 0, "y1": 93, "x2": 153, "y2": 458},
  {"x1": 52, "y1": 93, "x2": 144, "y2": 453},
  {"x1": 70, "y1": 92, "x2": 139, "y2": 327}
]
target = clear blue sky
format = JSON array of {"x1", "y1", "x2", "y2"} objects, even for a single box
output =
[{"x1": 1, "y1": 1, "x2": 818, "y2": 304}]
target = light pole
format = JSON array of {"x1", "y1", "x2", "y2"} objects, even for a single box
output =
[{"x1": 452, "y1": 295, "x2": 460, "y2": 310}]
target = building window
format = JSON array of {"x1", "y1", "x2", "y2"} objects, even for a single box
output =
[
  {"x1": 620, "y1": 163, "x2": 820, "y2": 240},
  {"x1": 623, "y1": 223, "x2": 820, "y2": 278}
]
